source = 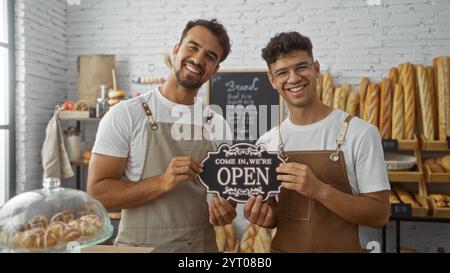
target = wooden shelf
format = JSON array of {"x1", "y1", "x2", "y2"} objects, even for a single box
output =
[
  {"x1": 397, "y1": 135, "x2": 419, "y2": 150},
  {"x1": 423, "y1": 164, "x2": 450, "y2": 183},
  {"x1": 419, "y1": 135, "x2": 449, "y2": 152},
  {"x1": 59, "y1": 117, "x2": 101, "y2": 121},
  {"x1": 71, "y1": 159, "x2": 90, "y2": 166},
  {"x1": 388, "y1": 170, "x2": 423, "y2": 183}
]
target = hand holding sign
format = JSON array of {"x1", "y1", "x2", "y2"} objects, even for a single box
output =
[
  {"x1": 198, "y1": 143, "x2": 284, "y2": 203},
  {"x1": 243, "y1": 195, "x2": 276, "y2": 228},
  {"x1": 208, "y1": 195, "x2": 237, "y2": 226},
  {"x1": 160, "y1": 156, "x2": 203, "y2": 193}
]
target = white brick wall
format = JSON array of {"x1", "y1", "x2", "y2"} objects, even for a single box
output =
[
  {"x1": 14, "y1": 0, "x2": 450, "y2": 252},
  {"x1": 15, "y1": 0, "x2": 67, "y2": 192}
]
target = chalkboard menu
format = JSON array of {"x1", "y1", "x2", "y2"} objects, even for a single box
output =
[{"x1": 208, "y1": 70, "x2": 282, "y2": 142}]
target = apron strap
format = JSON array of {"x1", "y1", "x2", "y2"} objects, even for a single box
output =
[
  {"x1": 141, "y1": 103, "x2": 158, "y2": 131},
  {"x1": 330, "y1": 115, "x2": 354, "y2": 161},
  {"x1": 278, "y1": 114, "x2": 354, "y2": 162}
]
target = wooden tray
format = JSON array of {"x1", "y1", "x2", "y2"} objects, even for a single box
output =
[
  {"x1": 423, "y1": 164, "x2": 450, "y2": 183},
  {"x1": 428, "y1": 192, "x2": 450, "y2": 218},
  {"x1": 388, "y1": 165, "x2": 423, "y2": 183},
  {"x1": 412, "y1": 194, "x2": 430, "y2": 217},
  {"x1": 419, "y1": 134, "x2": 449, "y2": 152}
]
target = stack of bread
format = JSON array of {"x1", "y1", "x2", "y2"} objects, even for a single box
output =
[
  {"x1": 239, "y1": 223, "x2": 271, "y2": 253},
  {"x1": 432, "y1": 56, "x2": 450, "y2": 141},
  {"x1": 317, "y1": 72, "x2": 360, "y2": 116},
  {"x1": 391, "y1": 184, "x2": 421, "y2": 208},
  {"x1": 429, "y1": 194, "x2": 450, "y2": 208},
  {"x1": 423, "y1": 155, "x2": 450, "y2": 173},
  {"x1": 214, "y1": 223, "x2": 238, "y2": 252}
]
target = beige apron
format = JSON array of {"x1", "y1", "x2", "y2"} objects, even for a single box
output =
[
  {"x1": 271, "y1": 115, "x2": 362, "y2": 253},
  {"x1": 115, "y1": 99, "x2": 218, "y2": 253}
]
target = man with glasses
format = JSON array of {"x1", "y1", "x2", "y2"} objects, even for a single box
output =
[{"x1": 243, "y1": 32, "x2": 390, "y2": 252}]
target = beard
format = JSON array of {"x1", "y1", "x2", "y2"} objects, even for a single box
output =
[{"x1": 174, "y1": 69, "x2": 203, "y2": 89}]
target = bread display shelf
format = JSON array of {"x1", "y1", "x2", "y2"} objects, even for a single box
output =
[
  {"x1": 396, "y1": 136, "x2": 419, "y2": 150},
  {"x1": 423, "y1": 164, "x2": 450, "y2": 183},
  {"x1": 428, "y1": 193, "x2": 450, "y2": 218},
  {"x1": 419, "y1": 135, "x2": 449, "y2": 152},
  {"x1": 388, "y1": 165, "x2": 423, "y2": 183},
  {"x1": 413, "y1": 194, "x2": 430, "y2": 217}
]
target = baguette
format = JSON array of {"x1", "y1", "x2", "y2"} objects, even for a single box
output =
[
  {"x1": 433, "y1": 57, "x2": 449, "y2": 140},
  {"x1": 390, "y1": 191, "x2": 401, "y2": 204},
  {"x1": 333, "y1": 86, "x2": 350, "y2": 110},
  {"x1": 393, "y1": 185, "x2": 420, "y2": 208},
  {"x1": 416, "y1": 64, "x2": 435, "y2": 140},
  {"x1": 345, "y1": 91, "x2": 360, "y2": 116},
  {"x1": 359, "y1": 77, "x2": 370, "y2": 120},
  {"x1": 389, "y1": 67, "x2": 399, "y2": 86},
  {"x1": 214, "y1": 226, "x2": 226, "y2": 252},
  {"x1": 403, "y1": 63, "x2": 416, "y2": 140},
  {"x1": 426, "y1": 66, "x2": 439, "y2": 139},
  {"x1": 392, "y1": 84, "x2": 405, "y2": 140},
  {"x1": 223, "y1": 223, "x2": 236, "y2": 252},
  {"x1": 437, "y1": 155, "x2": 450, "y2": 172},
  {"x1": 316, "y1": 74, "x2": 323, "y2": 101},
  {"x1": 367, "y1": 83, "x2": 380, "y2": 128},
  {"x1": 322, "y1": 72, "x2": 333, "y2": 94},
  {"x1": 380, "y1": 78, "x2": 393, "y2": 139},
  {"x1": 322, "y1": 85, "x2": 334, "y2": 107}
]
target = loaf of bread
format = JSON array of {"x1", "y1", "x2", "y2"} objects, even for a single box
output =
[
  {"x1": 389, "y1": 67, "x2": 399, "y2": 86},
  {"x1": 345, "y1": 91, "x2": 359, "y2": 116},
  {"x1": 322, "y1": 85, "x2": 334, "y2": 107},
  {"x1": 316, "y1": 74, "x2": 323, "y2": 101},
  {"x1": 403, "y1": 63, "x2": 416, "y2": 140},
  {"x1": 380, "y1": 78, "x2": 393, "y2": 139},
  {"x1": 224, "y1": 223, "x2": 236, "y2": 252},
  {"x1": 359, "y1": 77, "x2": 370, "y2": 121},
  {"x1": 424, "y1": 158, "x2": 446, "y2": 173},
  {"x1": 390, "y1": 191, "x2": 401, "y2": 204},
  {"x1": 392, "y1": 84, "x2": 405, "y2": 140},
  {"x1": 433, "y1": 57, "x2": 450, "y2": 140},
  {"x1": 393, "y1": 185, "x2": 420, "y2": 208},
  {"x1": 214, "y1": 226, "x2": 226, "y2": 252},
  {"x1": 322, "y1": 72, "x2": 333, "y2": 92},
  {"x1": 240, "y1": 224, "x2": 259, "y2": 253},
  {"x1": 416, "y1": 64, "x2": 435, "y2": 140},
  {"x1": 253, "y1": 228, "x2": 271, "y2": 253},
  {"x1": 367, "y1": 83, "x2": 380, "y2": 128},
  {"x1": 333, "y1": 86, "x2": 350, "y2": 110},
  {"x1": 426, "y1": 66, "x2": 439, "y2": 139},
  {"x1": 437, "y1": 155, "x2": 450, "y2": 172}
]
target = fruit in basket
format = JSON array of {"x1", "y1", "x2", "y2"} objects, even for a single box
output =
[{"x1": 62, "y1": 100, "x2": 75, "y2": 111}]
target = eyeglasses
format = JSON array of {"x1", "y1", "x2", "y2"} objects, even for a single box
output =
[{"x1": 271, "y1": 61, "x2": 314, "y2": 83}]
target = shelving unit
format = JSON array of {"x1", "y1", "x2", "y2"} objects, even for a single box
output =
[{"x1": 59, "y1": 116, "x2": 101, "y2": 190}]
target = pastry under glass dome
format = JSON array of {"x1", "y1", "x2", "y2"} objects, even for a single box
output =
[{"x1": 0, "y1": 177, "x2": 113, "y2": 252}]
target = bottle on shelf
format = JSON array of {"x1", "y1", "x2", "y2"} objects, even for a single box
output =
[{"x1": 96, "y1": 84, "x2": 109, "y2": 118}]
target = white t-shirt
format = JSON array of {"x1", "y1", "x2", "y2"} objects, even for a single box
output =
[
  {"x1": 257, "y1": 109, "x2": 390, "y2": 195},
  {"x1": 92, "y1": 87, "x2": 232, "y2": 182}
]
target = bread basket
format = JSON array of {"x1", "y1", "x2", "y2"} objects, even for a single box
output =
[{"x1": 384, "y1": 153, "x2": 417, "y2": 171}]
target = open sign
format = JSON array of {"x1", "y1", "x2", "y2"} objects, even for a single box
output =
[{"x1": 198, "y1": 143, "x2": 284, "y2": 203}]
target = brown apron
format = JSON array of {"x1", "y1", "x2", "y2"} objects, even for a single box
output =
[
  {"x1": 271, "y1": 115, "x2": 362, "y2": 253},
  {"x1": 115, "y1": 99, "x2": 218, "y2": 253}
]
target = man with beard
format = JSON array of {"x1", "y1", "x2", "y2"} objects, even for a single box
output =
[
  {"x1": 87, "y1": 19, "x2": 236, "y2": 252},
  {"x1": 243, "y1": 32, "x2": 390, "y2": 252}
]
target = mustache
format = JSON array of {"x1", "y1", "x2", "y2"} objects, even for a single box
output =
[{"x1": 183, "y1": 60, "x2": 204, "y2": 74}]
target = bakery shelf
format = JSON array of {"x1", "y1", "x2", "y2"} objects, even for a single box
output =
[
  {"x1": 428, "y1": 193, "x2": 450, "y2": 218},
  {"x1": 388, "y1": 170, "x2": 423, "y2": 183},
  {"x1": 413, "y1": 194, "x2": 430, "y2": 217},
  {"x1": 397, "y1": 135, "x2": 419, "y2": 150},
  {"x1": 419, "y1": 134, "x2": 449, "y2": 152},
  {"x1": 423, "y1": 164, "x2": 450, "y2": 183}
]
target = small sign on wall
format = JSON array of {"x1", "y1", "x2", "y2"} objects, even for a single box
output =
[{"x1": 198, "y1": 143, "x2": 284, "y2": 203}]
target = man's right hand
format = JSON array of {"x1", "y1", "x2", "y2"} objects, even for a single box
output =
[
  {"x1": 159, "y1": 156, "x2": 203, "y2": 193},
  {"x1": 243, "y1": 195, "x2": 276, "y2": 228}
]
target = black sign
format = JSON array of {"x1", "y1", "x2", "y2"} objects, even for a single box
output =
[
  {"x1": 447, "y1": 137, "x2": 450, "y2": 150},
  {"x1": 209, "y1": 71, "x2": 280, "y2": 142},
  {"x1": 198, "y1": 143, "x2": 284, "y2": 203},
  {"x1": 390, "y1": 203, "x2": 412, "y2": 218},
  {"x1": 382, "y1": 139, "x2": 399, "y2": 152}
]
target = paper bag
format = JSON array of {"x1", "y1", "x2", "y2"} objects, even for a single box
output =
[{"x1": 77, "y1": 55, "x2": 116, "y2": 107}]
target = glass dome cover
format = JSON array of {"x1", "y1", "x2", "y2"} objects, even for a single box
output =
[{"x1": 0, "y1": 178, "x2": 113, "y2": 252}]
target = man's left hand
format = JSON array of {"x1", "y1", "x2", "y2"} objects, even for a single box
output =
[
  {"x1": 209, "y1": 195, "x2": 237, "y2": 226},
  {"x1": 276, "y1": 163, "x2": 327, "y2": 199}
]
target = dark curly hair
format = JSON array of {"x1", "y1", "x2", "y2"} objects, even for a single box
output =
[
  {"x1": 261, "y1": 32, "x2": 314, "y2": 66},
  {"x1": 179, "y1": 18, "x2": 231, "y2": 63}
]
